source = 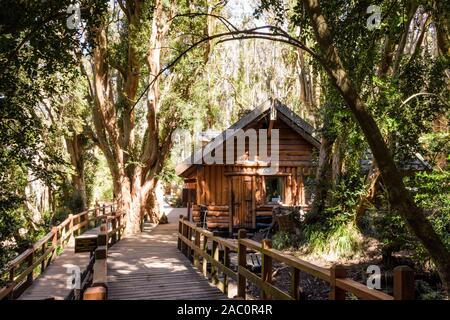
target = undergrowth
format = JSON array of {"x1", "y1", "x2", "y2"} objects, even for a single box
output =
[
  {"x1": 299, "y1": 221, "x2": 363, "y2": 260},
  {"x1": 271, "y1": 231, "x2": 298, "y2": 250}
]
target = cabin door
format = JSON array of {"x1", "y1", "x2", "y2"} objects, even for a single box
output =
[{"x1": 230, "y1": 176, "x2": 254, "y2": 229}]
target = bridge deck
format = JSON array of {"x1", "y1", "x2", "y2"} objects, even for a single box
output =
[
  {"x1": 107, "y1": 208, "x2": 228, "y2": 300},
  {"x1": 18, "y1": 228, "x2": 101, "y2": 300}
]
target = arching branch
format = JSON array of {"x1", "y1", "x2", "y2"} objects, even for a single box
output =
[{"x1": 130, "y1": 16, "x2": 321, "y2": 113}]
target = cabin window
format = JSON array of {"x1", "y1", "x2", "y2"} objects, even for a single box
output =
[{"x1": 265, "y1": 177, "x2": 284, "y2": 203}]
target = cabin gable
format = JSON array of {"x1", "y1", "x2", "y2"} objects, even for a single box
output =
[{"x1": 178, "y1": 100, "x2": 319, "y2": 233}]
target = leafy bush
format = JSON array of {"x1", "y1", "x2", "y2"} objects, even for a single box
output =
[
  {"x1": 271, "y1": 231, "x2": 298, "y2": 250},
  {"x1": 370, "y1": 166, "x2": 450, "y2": 267},
  {"x1": 300, "y1": 220, "x2": 363, "y2": 260},
  {"x1": 409, "y1": 168, "x2": 450, "y2": 263}
]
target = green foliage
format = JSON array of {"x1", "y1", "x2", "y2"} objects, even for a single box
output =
[
  {"x1": 372, "y1": 207, "x2": 410, "y2": 251},
  {"x1": 91, "y1": 153, "x2": 114, "y2": 202},
  {"x1": 0, "y1": 0, "x2": 108, "y2": 268},
  {"x1": 411, "y1": 169, "x2": 450, "y2": 261},
  {"x1": 158, "y1": 159, "x2": 182, "y2": 186},
  {"x1": 166, "y1": 194, "x2": 184, "y2": 208},
  {"x1": 369, "y1": 166, "x2": 450, "y2": 265},
  {"x1": 271, "y1": 231, "x2": 298, "y2": 250},
  {"x1": 300, "y1": 220, "x2": 363, "y2": 260},
  {"x1": 416, "y1": 279, "x2": 446, "y2": 300}
]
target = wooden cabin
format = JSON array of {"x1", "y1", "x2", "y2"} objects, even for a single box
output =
[{"x1": 176, "y1": 100, "x2": 320, "y2": 233}]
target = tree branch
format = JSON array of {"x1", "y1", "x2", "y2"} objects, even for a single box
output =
[{"x1": 130, "y1": 22, "x2": 319, "y2": 113}]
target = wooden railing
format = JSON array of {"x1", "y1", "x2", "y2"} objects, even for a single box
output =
[
  {"x1": 0, "y1": 203, "x2": 125, "y2": 300},
  {"x1": 82, "y1": 220, "x2": 109, "y2": 300},
  {"x1": 178, "y1": 217, "x2": 415, "y2": 300}
]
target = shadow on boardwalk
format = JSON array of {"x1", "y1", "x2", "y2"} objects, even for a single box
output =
[{"x1": 107, "y1": 207, "x2": 228, "y2": 300}]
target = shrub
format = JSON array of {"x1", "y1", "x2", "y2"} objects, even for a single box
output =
[
  {"x1": 300, "y1": 221, "x2": 363, "y2": 260},
  {"x1": 271, "y1": 231, "x2": 298, "y2": 250}
]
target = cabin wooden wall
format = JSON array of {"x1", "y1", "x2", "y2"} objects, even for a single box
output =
[
  {"x1": 204, "y1": 119, "x2": 314, "y2": 166},
  {"x1": 196, "y1": 165, "x2": 228, "y2": 206},
  {"x1": 247, "y1": 119, "x2": 314, "y2": 167},
  {"x1": 188, "y1": 117, "x2": 317, "y2": 229},
  {"x1": 191, "y1": 165, "x2": 313, "y2": 229}
]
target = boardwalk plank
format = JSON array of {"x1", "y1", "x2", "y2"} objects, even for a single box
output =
[
  {"x1": 107, "y1": 208, "x2": 227, "y2": 300},
  {"x1": 18, "y1": 208, "x2": 227, "y2": 300}
]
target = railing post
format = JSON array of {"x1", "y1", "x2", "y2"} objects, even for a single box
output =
[
  {"x1": 261, "y1": 239, "x2": 273, "y2": 300},
  {"x1": 111, "y1": 218, "x2": 117, "y2": 245},
  {"x1": 291, "y1": 267, "x2": 301, "y2": 300},
  {"x1": 94, "y1": 201, "x2": 100, "y2": 228},
  {"x1": 83, "y1": 286, "x2": 107, "y2": 300},
  {"x1": 194, "y1": 229, "x2": 201, "y2": 268},
  {"x1": 186, "y1": 224, "x2": 192, "y2": 260},
  {"x1": 79, "y1": 213, "x2": 85, "y2": 235},
  {"x1": 8, "y1": 267, "x2": 15, "y2": 299},
  {"x1": 223, "y1": 246, "x2": 230, "y2": 295},
  {"x1": 117, "y1": 215, "x2": 122, "y2": 241},
  {"x1": 329, "y1": 264, "x2": 346, "y2": 300},
  {"x1": 177, "y1": 215, "x2": 183, "y2": 250},
  {"x1": 41, "y1": 242, "x2": 47, "y2": 273},
  {"x1": 68, "y1": 214, "x2": 74, "y2": 242},
  {"x1": 237, "y1": 229, "x2": 247, "y2": 299},
  {"x1": 75, "y1": 215, "x2": 80, "y2": 237},
  {"x1": 180, "y1": 217, "x2": 185, "y2": 255},
  {"x1": 394, "y1": 266, "x2": 414, "y2": 300},
  {"x1": 26, "y1": 245, "x2": 34, "y2": 286},
  {"x1": 211, "y1": 240, "x2": 219, "y2": 285},
  {"x1": 84, "y1": 221, "x2": 109, "y2": 300},
  {"x1": 60, "y1": 223, "x2": 66, "y2": 248},
  {"x1": 202, "y1": 235, "x2": 208, "y2": 277},
  {"x1": 51, "y1": 227, "x2": 58, "y2": 262},
  {"x1": 181, "y1": 217, "x2": 188, "y2": 256}
]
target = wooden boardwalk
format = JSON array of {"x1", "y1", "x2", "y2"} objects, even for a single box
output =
[
  {"x1": 18, "y1": 228, "x2": 100, "y2": 300},
  {"x1": 107, "y1": 208, "x2": 228, "y2": 300}
]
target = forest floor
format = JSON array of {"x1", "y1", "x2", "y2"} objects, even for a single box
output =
[{"x1": 245, "y1": 236, "x2": 446, "y2": 300}]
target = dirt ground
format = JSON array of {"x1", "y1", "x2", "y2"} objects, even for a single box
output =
[{"x1": 244, "y1": 238, "x2": 446, "y2": 300}]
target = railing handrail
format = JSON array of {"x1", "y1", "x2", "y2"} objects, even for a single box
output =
[
  {"x1": 177, "y1": 217, "x2": 414, "y2": 300},
  {"x1": 0, "y1": 202, "x2": 124, "y2": 300},
  {"x1": 0, "y1": 203, "x2": 114, "y2": 275},
  {"x1": 182, "y1": 218, "x2": 239, "y2": 251}
]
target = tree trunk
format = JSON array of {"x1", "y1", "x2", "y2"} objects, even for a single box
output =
[
  {"x1": 305, "y1": 123, "x2": 335, "y2": 223},
  {"x1": 355, "y1": 165, "x2": 381, "y2": 227},
  {"x1": 432, "y1": 0, "x2": 450, "y2": 56},
  {"x1": 65, "y1": 134, "x2": 87, "y2": 210},
  {"x1": 377, "y1": 34, "x2": 394, "y2": 76},
  {"x1": 144, "y1": 186, "x2": 161, "y2": 224},
  {"x1": 410, "y1": 14, "x2": 429, "y2": 59},
  {"x1": 87, "y1": 1, "x2": 174, "y2": 235},
  {"x1": 392, "y1": 2, "x2": 418, "y2": 75},
  {"x1": 304, "y1": 0, "x2": 450, "y2": 295}
]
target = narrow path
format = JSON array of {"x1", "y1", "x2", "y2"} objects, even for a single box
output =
[
  {"x1": 19, "y1": 228, "x2": 100, "y2": 300},
  {"x1": 107, "y1": 208, "x2": 228, "y2": 300}
]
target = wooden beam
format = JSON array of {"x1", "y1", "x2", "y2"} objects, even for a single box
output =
[
  {"x1": 83, "y1": 285, "x2": 107, "y2": 300},
  {"x1": 237, "y1": 229, "x2": 247, "y2": 299},
  {"x1": 329, "y1": 264, "x2": 347, "y2": 300},
  {"x1": 261, "y1": 240, "x2": 273, "y2": 300},
  {"x1": 394, "y1": 266, "x2": 415, "y2": 300}
]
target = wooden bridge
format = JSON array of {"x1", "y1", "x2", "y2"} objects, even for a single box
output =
[{"x1": 0, "y1": 204, "x2": 415, "y2": 300}]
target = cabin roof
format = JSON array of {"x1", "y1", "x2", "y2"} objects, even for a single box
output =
[{"x1": 176, "y1": 99, "x2": 320, "y2": 177}]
